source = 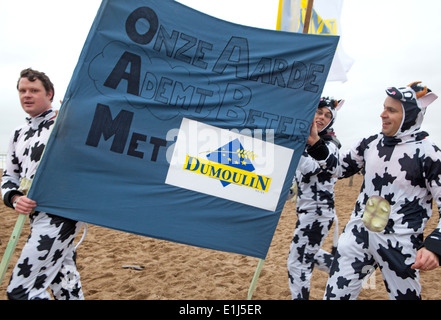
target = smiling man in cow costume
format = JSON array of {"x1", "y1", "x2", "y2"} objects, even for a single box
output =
[
  {"x1": 287, "y1": 97, "x2": 343, "y2": 300},
  {"x1": 307, "y1": 82, "x2": 441, "y2": 300},
  {"x1": 1, "y1": 69, "x2": 84, "y2": 300}
]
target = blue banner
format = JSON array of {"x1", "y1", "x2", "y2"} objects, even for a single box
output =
[{"x1": 28, "y1": 0, "x2": 338, "y2": 259}]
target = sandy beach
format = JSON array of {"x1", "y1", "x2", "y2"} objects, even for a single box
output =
[{"x1": 1, "y1": 173, "x2": 440, "y2": 300}]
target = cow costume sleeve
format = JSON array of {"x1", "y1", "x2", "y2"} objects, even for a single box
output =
[
  {"x1": 307, "y1": 138, "x2": 329, "y2": 160},
  {"x1": 309, "y1": 134, "x2": 375, "y2": 179},
  {"x1": 300, "y1": 139, "x2": 340, "y2": 175},
  {"x1": 1, "y1": 109, "x2": 57, "y2": 208},
  {"x1": 1, "y1": 127, "x2": 25, "y2": 208},
  {"x1": 422, "y1": 143, "x2": 441, "y2": 257}
]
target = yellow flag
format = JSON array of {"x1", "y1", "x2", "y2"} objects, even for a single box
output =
[{"x1": 277, "y1": 0, "x2": 354, "y2": 82}]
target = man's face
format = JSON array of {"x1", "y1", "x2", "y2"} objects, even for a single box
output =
[
  {"x1": 18, "y1": 77, "x2": 53, "y2": 117},
  {"x1": 381, "y1": 96, "x2": 403, "y2": 137},
  {"x1": 314, "y1": 107, "x2": 332, "y2": 132}
]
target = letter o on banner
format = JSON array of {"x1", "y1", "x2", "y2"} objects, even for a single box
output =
[{"x1": 126, "y1": 7, "x2": 158, "y2": 45}]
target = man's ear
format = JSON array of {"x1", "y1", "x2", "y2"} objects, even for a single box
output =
[{"x1": 48, "y1": 90, "x2": 54, "y2": 101}]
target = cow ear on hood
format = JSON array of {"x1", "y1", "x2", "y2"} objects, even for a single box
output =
[
  {"x1": 419, "y1": 92, "x2": 438, "y2": 110},
  {"x1": 335, "y1": 99, "x2": 345, "y2": 111}
]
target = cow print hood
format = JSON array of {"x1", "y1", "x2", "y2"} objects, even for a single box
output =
[
  {"x1": 317, "y1": 97, "x2": 344, "y2": 149},
  {"x1": 384, "y1": 81, "x2": 438, "y2": 145},
  {"x1": 318, "y1": 97, "x2": 344, "y2": 133}
]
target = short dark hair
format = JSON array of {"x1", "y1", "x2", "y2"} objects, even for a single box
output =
[{"x1": 17, "y1": 68, "x2": 55, "y2": 102}]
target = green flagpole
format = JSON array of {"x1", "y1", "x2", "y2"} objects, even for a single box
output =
[
  {"x1": 247, "y1": 258, "x2": 265, "y2": 300},
  {"x1": 0, "y1": 214, "x2": 27, "y2": 285},
  {"x1": 0, "y1": 178, "x2": 33, "y2": 286}
]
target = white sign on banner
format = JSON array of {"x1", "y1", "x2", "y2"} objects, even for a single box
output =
[{"x1": 166, "y1": 118, "x2": 294, "y2": 211}]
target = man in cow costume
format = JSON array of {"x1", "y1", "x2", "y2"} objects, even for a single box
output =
[
  {"x1": 1, "y1": 68, "x2": 84, "y2": 299},
  {"x1": 287, "y1": 97, "x2": 343, "y2": 299},
  {"x1": 307, "y1": 82, "x2": 441, "y2": 300}
]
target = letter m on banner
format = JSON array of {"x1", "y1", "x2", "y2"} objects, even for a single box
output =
[{"x1": 28, "y1": 0, "x2": 338, "y2": 259}]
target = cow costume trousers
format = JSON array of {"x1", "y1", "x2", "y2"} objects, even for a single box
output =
[
  {"x1": 287, "y1": 210, "x2": 335, "y2": 299},
  {"x1": 287, "y1": 135, "x2": 339, "y2": 300},
  {"x1": 324, "y1": 219, "x2": 421, "y2": 300},
  {"x1": 7, "y1": 212, "x2": 84, "y2": 300}
]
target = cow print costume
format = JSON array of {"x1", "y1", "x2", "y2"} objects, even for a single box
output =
[
  {"x1": 1, "y1": 109, "x2": 84, "y2": 300},
  {"x1": 287, "y1": 98, "x2": 343, "y2": 300},
  {"x1": 311, "y1": 83, "x2": 441, "y2": 300}
]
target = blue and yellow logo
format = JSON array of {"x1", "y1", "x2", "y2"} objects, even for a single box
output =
[{"x1": 183, "y1": 139, "x2": 271, "y2": 192}]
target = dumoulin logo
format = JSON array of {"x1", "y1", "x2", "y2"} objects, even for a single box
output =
[
  {"x1": 182, "y1": 138, "x2": 271, "y2": 192},
  {"x1": 166, "y1": 118, "x2": 294, "y2": 211}
]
